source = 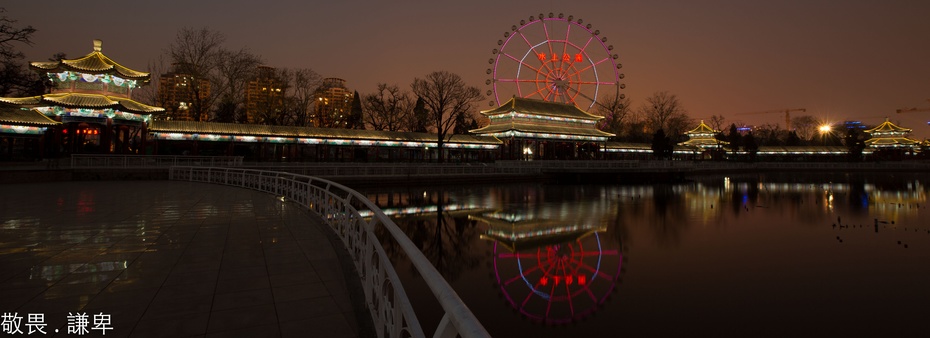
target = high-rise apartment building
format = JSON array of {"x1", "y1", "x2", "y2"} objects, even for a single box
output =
[
  {"x1": 245, "y1": 66, "x2": 287, "y2": 124},
  {"x1": 157, "y1": 64, "x2": 211, "y2": 121},
  {"x1": 313, "y1": 78, "x2": 352, "y2": 128}
]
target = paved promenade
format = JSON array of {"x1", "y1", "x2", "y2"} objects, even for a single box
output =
[{"x1": 0, "y1": 181, "x2": 371, "y2": 337}]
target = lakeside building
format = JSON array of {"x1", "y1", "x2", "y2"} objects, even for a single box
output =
[
  {"x1": 148, "y1": 120, "x2": 502, "y2": 162},
  {"x1": 0, "y1": 40, "x2": 163, "y2": 158},
  {"x1": 678, "y1": 120, "x2": 728, "y2": 159},
  {"x1": 864, "y1": 118, "x2": 921, "y2": 149},
  {"x1": 469, "y1": 97, "x2": 614, "y2": 160}
]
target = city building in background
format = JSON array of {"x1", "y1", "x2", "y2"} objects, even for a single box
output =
[
  {"x1": 157, "y1": 63, "x2": 211, "y2": 121},
  {"x1": 313, "y1": 78, "x2": 352, "y2": 128},
  {"x1": 245, "y1": 66, "x2": 286, "y2": 124}
]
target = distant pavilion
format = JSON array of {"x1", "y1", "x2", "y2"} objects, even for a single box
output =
[
  {"x1": 864, "y1": 118, "x2": 920, "y2": 149},
  {"x1": 469, "y1": 97, "x2": 614, "y2": 160},
  {"x1": 678, "y1": 120, "x2": 727, "y2": 159}
]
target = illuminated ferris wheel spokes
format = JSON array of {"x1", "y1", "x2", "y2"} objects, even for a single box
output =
[{"x1": 487, "y1": 12, "x2": 624, "y2": 110}]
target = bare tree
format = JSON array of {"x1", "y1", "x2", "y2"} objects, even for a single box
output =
[
  {"x1": 213, "y1": 49, "x2": 262, "y2": 122},
  {"x1": 134, "y1": 54, "x2": 169, "y2": 110},
  {"x1": 640, "y1": 91, "x2": 689, "y2": 135},
  {"x1": 791, "y1": 115, "x2": 818, "y2": 141},
  {"x1": 363, "y1": 83, "x2": 413, "y2": 131},
  {"x1": 666, "y1": 113, "x2": 694, "y2": 142},
  {"x1": 709, "y1": 114, "x2": 726, "y2": 131},
  {"x1": 0, "y1": 8, "x2": 40, "y2": 96},
  {"x1": 639, "y1": 91, "x2": 692, "y2": 141},
  {"x1": 594, "y1": 93, "x2": 632, "y2": 138},
  {"x1": 754, "y1": 123, "x2": 785, "y2": 146},
  {"x1": 411, "y1": 71, "x2": 482, "y2": 162},
  {"x1": 286, "y1": 68, "x2": 322, "y2": 127},
  {"x1": 167, "y1": 27, "x2": 225, "y2": 121},
  {"x1": 250, "y1": 67, "x2": 290, "y2": 125}
]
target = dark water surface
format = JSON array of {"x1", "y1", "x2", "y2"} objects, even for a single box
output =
[{"x1": 359, "y1": 172, "x2": 930, "y2": 337}]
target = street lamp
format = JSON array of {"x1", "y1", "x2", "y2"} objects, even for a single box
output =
[{"x1": 819, "y1": 124, "x2": 832, "y2": 145}]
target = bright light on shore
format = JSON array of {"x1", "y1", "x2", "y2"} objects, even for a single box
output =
[{"x1": 819, "y1": 124, "x2": 832, "y2": 133}]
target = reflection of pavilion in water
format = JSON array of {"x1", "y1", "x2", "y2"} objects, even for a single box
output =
[{"x1": 474, "y1": 212, "x2": 623, "y2": 325}]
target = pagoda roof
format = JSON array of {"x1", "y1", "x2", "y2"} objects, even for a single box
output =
[
  {"x1": 481, "y1": 97, "x2": 604, "y2": 121},
  {"x1": 680, "y1": 138, "x2": 727, "y2": 147},
  {"x1": 0, "y1": 107, "x2": 59, "y2": 126},
  {"x1": 686, "y1": 120, "x2": 718, "y2": 135},
  {"x1": 864, "y1": 137, "x2": 920, "y2": 146},
  {"x1": 864, "y1": 118, "x2": 911, "y2": 134},
  {"x1": 0, "y1": 93, "x2": 165, "y2": 114},
  {"x1": 30, "y1": 40, "x2": 150, "y2": 81},
  {"x1": 469, "y1": 121, "x2": 615, "y2": 138},
  {"x1": 149, "y1": 120, "x2": 502, "y2": 145}
]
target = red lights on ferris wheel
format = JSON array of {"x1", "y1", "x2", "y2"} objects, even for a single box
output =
[
  {"x1": 487, "y1": 13, "x2": 624, "y2": 110},
  {"x1": 491, "y1": 231, "x2": 624, "y2": 325}
]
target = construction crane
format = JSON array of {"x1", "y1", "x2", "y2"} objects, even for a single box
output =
[
  {"x1": 896, "y1": 99, "x2": 930, "y2": 114},
  {"x1": 735, "y1": 108, "x2": 806, "y2": 131},
  {"x1": 896, "y1": 99, "x2": 930, "y2": 125}
]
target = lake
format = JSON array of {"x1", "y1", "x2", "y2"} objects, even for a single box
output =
[{"x1": 360, "y1": 172, "x2": 930, "y2": 336}]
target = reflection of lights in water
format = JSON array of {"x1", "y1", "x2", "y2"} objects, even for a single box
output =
[
  {"x1": 76, "y1": 191, "x2": 95, "y2": 216},
  {"x1": 357, "y1": 203, "x2": 484, "y2": 218},
  {"x1": 30, "y1": 261, "x2": 128, "y2": 281},
  {"x1": 492, "y1": 232, "x2": 623, "y2": 325}
]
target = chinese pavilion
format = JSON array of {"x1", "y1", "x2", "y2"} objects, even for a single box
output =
[
  {"x1": 0, "y1": 39, "x2": 163, "y2": 156},
  {"x1": 680, "y1": 121, "x2": 723, "y2": 148},
  {"x1": 864, "y1": 118, "x2": 920, "y2": 149},
  {"x1": 469, "y1": 97, "x2": 614, "y2": 160}
]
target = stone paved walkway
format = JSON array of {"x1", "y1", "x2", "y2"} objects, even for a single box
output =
[{"x1": 0, "y1": 181, "x2": 371, "y2": 337}]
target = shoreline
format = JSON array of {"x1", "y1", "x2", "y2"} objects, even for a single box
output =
[{"x1": 3, "y1": 160, "x2": 929, "y2": 186}]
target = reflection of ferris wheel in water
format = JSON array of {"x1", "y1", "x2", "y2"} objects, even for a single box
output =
[
  {"x1": 486, "y1": 13, "x2": 624, "y2": 110},
  {"x1": 493, "y1": 233, "x2": 623, "y2": 324}
]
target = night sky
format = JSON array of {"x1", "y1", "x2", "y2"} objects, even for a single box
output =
[{"x1": 5, "y1": 1, "x2": 930, "y2": 138}]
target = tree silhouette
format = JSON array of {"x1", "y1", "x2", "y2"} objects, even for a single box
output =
[
  {"x1": 651, "y1": 129, "x2": 673, "y2": 159},
  {"x1": 363, "y1": 83, "x2": 412, "y2": 131},
  {"x1": 347, "y1": 90, "x2": 364, "y2": 129},
  {"x1": 0, "y1": 8, "x2": 42, "y2": 96},
  {"x1": 411, "y1": 71, "x2": 481, "y2": 163}
]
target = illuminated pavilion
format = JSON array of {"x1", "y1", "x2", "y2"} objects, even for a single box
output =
[
  {"x1": 469, "y1": 97, "x2": 614, "y2": 160},
  {"x1": 864, "y1": 118, "x2": 920, "y2": 150},
  {"x1": 680, "y1": 120, "x2": 726, "y2": 149},
  {"x1": 677, "y1": 120, "x2": 727, "y2": 159},
  {"x1": 0, "y1": 40, "x2": 164, "y2": 157}
]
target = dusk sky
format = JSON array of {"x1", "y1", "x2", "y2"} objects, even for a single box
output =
[{"x1": 5, "y1": 1, "x2": 930, "y2": 138}]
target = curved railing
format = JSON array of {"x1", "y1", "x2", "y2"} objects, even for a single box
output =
[{"x1": 169, "y1": 166, "x2": 490, "y2": 338}]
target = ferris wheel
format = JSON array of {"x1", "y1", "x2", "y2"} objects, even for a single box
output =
[{"x1": 486, "y1": 13, "x2": 624, "y2": 111}]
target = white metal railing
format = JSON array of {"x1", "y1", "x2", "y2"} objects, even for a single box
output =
[
  {"x1": 71, "y1": 155, "x2": 243, "y2": 168},
  {"x1": 169, "y1": 166, "x2": 490, "y2": 338}
]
